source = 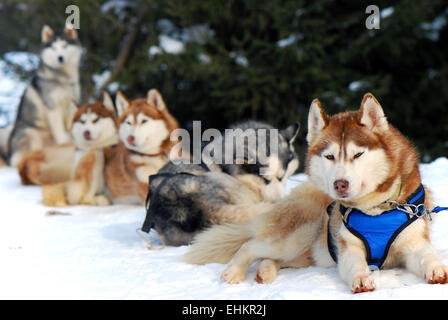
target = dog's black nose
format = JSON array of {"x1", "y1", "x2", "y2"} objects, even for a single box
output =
[{"x1": 58, "y1": 56, "x2": 64, "y2": 63}]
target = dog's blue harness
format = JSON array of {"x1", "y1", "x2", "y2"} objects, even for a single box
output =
[{"x1": 327, "y1": 184, "x2": 448, "y2": 268}]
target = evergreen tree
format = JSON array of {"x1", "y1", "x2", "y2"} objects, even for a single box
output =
[{"x1": 0, "y1": 0, "x2": 447, "y2": 166}]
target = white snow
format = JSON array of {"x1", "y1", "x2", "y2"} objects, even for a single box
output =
[
  {"x1": 1, "y1": 159, "x2": 448, "y2": 299},
  {"x1": 229, "y1": 52, "x2": 249, "y2": 67},
  {"x1": 0, "y1": 52, "x2": 38, "y2": 126},
  {"x1": 380, "y1": 7, "x2": 394, "y2": 19},
  {"x1": 348, "y1": 80, "x2": 369, "y2": 92},
  {"x1": 148, "y1": 45, "x2": 163, "y2": 58},
  {"x1": 276, "y1": 34, "x2": 304, "y2": 48},
  {"x1": 158, "y1": 35, "x2": 185, "y2": 55}
]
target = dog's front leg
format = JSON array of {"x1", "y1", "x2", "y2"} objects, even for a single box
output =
[
  {"x1": 337, "y1": 233, "x2": 376, "y2": 293},
  {"x1": 47, "y1": 109, "x2": 70, "y2": 144},
  {"x1": 402, "y1": 238, "x2": 448, "y2": 284}
]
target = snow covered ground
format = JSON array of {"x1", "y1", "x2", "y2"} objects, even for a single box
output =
[{"x1": 1, "y1": 159, "x2": 448, "y2": 300}]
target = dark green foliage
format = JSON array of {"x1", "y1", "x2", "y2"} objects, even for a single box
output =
[{"x1": 1, "y1": 0, "x2": 447, "y2": 167}]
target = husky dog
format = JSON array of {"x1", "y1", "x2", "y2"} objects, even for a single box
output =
[
  {"x1": 184, "y1": 93, "x2": 448, "y2": 293},
  {"x1": 17, "y1": 92, "x2": 115, "y2": 186},
  {"x1": 42, "y1": 93, "x2": 119, "y2": 206},
  {"x1": 7, "y1": 25, "x2": 82, "y2": 167},
  {"x1": 141, "y1": 120, "x2": 300, "y2": 246},
  {"x1": 105, "y1": 89, "x2": 179, "y2": 205}
]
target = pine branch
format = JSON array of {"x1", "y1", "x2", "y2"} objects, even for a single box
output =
[{"x1": 93, "y1": 3, "x2": 150, "y2": 99}]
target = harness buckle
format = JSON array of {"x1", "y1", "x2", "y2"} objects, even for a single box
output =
[{"x1": 388, "y1": 201, "x2": 433, "y2": 221}]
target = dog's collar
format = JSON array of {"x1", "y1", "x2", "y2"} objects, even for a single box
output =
[
  {"x1": 339, "y1": 183, "x2": 424, "y2": 223},
  {"x1": 340, "y1": 180, "x2": 402, "y2": 216},
  {"x1": 128, "y1": 149, "x2": 166, "y2": 158},
  {"x1": 75, "y1": 143, "x2": 118, "y2": 152},
  {"x1": 340, "y1": 180, "x2": 403, "y2": 214}
]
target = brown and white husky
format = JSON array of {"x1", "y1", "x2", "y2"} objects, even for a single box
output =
[
  {"x1": 105, "y1": 89, "x2": 179, "y2": 205},
  {"x1": 42, "y1": 93, "x2": 119, "y2": 206},
  {"x1": 184, "y1": 93, "x2": 448, "y2": 293}
]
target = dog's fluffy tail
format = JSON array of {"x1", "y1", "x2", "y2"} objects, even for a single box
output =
[
  {"x1": 183, "y1": 222, "x2": 251, "y2": 265},
  {"x1": 18, "y1": 152, "x2": 72, "y2": 186}
]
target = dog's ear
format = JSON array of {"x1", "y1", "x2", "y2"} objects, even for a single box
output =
[
  {"x1": 41, "y1": 25, "x2": 54, "y2": 43},
  {"x1": 147, "y1": 89, "x2": 166, "y2": 111},
  {"x1": 115, "y1": 91, "x2": 129, "y2": 117},
  {"x1": 64, "y1": 24, "x2": 78, "y2": 40},
  {"x1": 102, "y1": 91, "x2": 115, "y2": 113},
  {"x1": 307, "y1": 99, "x2": 328, "y2": 145},
  {"x1": 281, "y1": 122, "x2": 300, "y2": 144},
  {"x1": 360, "y1": 93, "x2": 388, "y2": 131}
]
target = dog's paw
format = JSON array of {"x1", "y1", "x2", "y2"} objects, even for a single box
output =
[
  {"x1": 221, "y1": 265, "x2": 245, "y2": 284},
  {"x1": 426, "y1": 264, "x2": 448, "y2": 284},
  {"x1": 95, "y1": 195, "x2": 110, "y2": 206},
  {"x1": 254, "y1": 260, "x2": 278, "y2": 284},
  {"x1": 351, "y1": 273, "x2": 375, "y2": 294}
]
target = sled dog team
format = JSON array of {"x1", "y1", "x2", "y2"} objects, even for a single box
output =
[{"x1": 2, "y1": 25, "x2": 448, "y2": 294}]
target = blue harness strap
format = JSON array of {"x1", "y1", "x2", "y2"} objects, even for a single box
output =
[{"x1": 327, "y1": 184, "x2": 429, "y2": 268}]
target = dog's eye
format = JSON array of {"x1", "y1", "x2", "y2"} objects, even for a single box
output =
[
  {"x1": 92, "y1": 118, "x2": 99, "y2": 124},
  {"x1": 324, "y1": 154, "x2": 335, "y2": 161},
  {"x1": 353, "y1": 152, "x2": 364, "y2": 159},
  {"x1": 126, "y1": 121, "x2": 132, "y2": 125},
  {"x1": 79, "y1": 119, "x2": 85, "y2": 124},
  {"x1": 141, "y1": 119, "x2": 148, "y2": 124}
]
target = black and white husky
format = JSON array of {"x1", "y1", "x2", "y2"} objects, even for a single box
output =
[
  {"x1": 140, "y1": 120, "x2": 300, "y2": 246},
  {"x1": 7, "y1": 24, "x2": 82, "y2": 167}
]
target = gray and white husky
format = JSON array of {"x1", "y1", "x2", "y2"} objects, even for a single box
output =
[
  {"x1": 7, "y1": 24, "x2": 82, "y2": 167},
  {"x1": 140, "y1": 120, "x2": 300, "y2": 246}
]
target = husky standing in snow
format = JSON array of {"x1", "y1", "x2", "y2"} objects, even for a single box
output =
[
  {"x1": 141, "y1": 120, "x2": 300, "y2": 246},
  {"x1": 7, "y1": 24, "x2": 82, "y2": 167},
  {"x1": 42, "y1": 92, "x2": 119, "y2": 207},
  {"x1": 185, "y1": 93, "x2": 448, "y2": 293}
]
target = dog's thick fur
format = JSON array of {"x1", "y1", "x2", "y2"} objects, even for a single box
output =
[
  {"x1": 184, "y1": 93, "x2": 448, "y2": 293},
  {"x1": 144, "y1": 121, "x2": 300, "y2": 246},
  {"x1": 17, "y1": 143, "x2": 76, "y2": 185},
  {"x1": 105, "y1": 89, "x2": 179, "y2": 205},
  {"x1": 42, "y1": 93, "x2": 119, "y2": 206},
  {"x1": 8, "y1": 25, "x2": 82, "y2": 167}
]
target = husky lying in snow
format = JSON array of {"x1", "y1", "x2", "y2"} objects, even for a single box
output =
[
  {"x1": 8, "y1": 25, "x2": 82, "y2": 168},
  {"x1": 141, "y1": 120, "x2": 300, "y2": 246},
  {"x1": 184, "y1": 93, "x2": 448, "y2": 293},
  {"x1": 105, "y1": 90, "x2": 179, "y2": 205},
  {"x1": 42, "y1": 93, "x2": 119, "y2": 206}
]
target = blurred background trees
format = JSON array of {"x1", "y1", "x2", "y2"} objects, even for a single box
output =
[{"x1": 0, "y1": 0, "x2": 447, "y2": 168}]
